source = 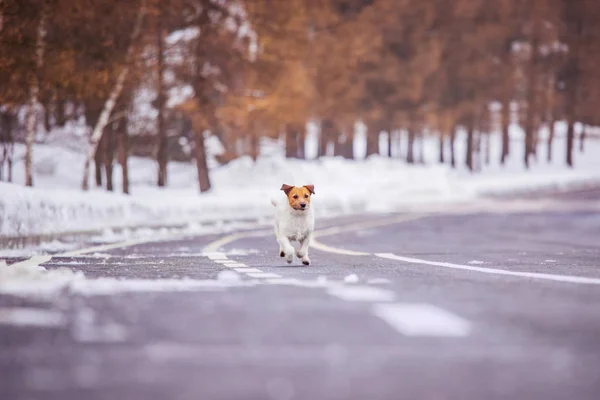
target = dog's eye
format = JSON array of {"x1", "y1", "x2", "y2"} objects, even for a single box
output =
[
  {"x1": 304, "y1": 195, "x2": 309, "y2": 198},
  {"x1": 293, "y1": 195, "x2": 298, "y2": 199}
]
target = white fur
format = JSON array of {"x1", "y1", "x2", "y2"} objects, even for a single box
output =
[{"x1": 271, "y1": 196, "x2": 315, "y2": 265}]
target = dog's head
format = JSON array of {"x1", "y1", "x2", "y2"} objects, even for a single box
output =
[{"x1": 280, "y1": 184, "x2": 315, "y2": 211}]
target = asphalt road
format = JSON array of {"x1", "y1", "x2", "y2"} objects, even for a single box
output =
[{"x1": 1, "y1": 191, "x2": 600, "y2": 400}]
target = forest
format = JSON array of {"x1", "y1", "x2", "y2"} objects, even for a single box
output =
[{"x1": 1, "y1": 0, "x2": 599, "y2": 193}]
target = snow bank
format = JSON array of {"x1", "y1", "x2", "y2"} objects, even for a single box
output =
[{"x1": 1, "y1": 131, "x2": 599, "y2": 238}]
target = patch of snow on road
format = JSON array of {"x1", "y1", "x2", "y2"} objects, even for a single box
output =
[
  {"x1": 327, "y1": 285, "x2": 395, "y2": 302},
  {"x1": 343, "y1": 274, "x2": 359, "y2": 283},
  {"x1": 0, "y1": 307, "x2": 66, "y2": 327},
  {"x1": 467, "y1": 260, "x2": 486, "y2": 265}
]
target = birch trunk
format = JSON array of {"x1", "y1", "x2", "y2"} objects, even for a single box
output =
[
  {"x1": 81, "y1": 0, "x2": 147, "y2": 190},
  {"x1": 24, "y1": 6, "x2": 47, "y2": 187},
  {"x1": 156, "y1": 1, "x2": 167, "y2": 187}
]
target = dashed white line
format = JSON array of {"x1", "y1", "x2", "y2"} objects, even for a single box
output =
[
  {"x1": 223, "y1": 263, "x2": 250, "y2": 268},
  {"x1": 372, "y1": 303, "x2": 471, "y2": 337}
]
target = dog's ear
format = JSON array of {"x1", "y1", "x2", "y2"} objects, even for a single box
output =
[
  {"x1": 280, "y1": 184, "x2": 294, "y2": 195},
  {"x1": 303, "y1": 184, "x2": 315, "y2": 195}
]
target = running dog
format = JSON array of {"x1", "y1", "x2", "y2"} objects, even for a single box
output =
[{"x1": 271, "y1": 184, "x2": 315, "y2": 265}]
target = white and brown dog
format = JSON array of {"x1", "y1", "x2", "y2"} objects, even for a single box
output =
[{"x1": 271, "y1": 184, "x2": 315, "y2": 265}]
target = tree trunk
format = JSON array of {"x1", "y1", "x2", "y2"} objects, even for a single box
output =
[
  {"x1": 342, "y1": 129, "x2": 354, "y2": 159},
  {"x1": 566, "y1": 118, "x2": 574, "y2": 167},
  {"x1": 156, "y1": 1, "x2": 167, "y2": 187},
  {"x1": 285, "y1": 124, "x2": 299, "y2": 158},
  {"x1": 94, "y1": 135, "x2": 104, "y2": 187},
  {"x1": 319, "y1": 120, "x2": 331, "y2": 157},
  {"x1": 366, "y1": 127, "x2": 379, "y2": 157},
  {"x1": 466, "y1": 123, "x2": 474, "y2": 171},
  {"x1": 500, "y1": 98, "x2": 510, "y2": 164},
  {"x1": 418, "y1": 134, "x2": 425, "y2": 164},
  {"x1": 484, "y1": 133, "x2": 490, "y2": 165},
  {"x1": 24, "y1": 6, "x2": 47, "y2": 187},
  {"x1": 105, "y1": 123, "x2": 116, "y2": 191},
  {"x1": 82, "y1": 0, "x2": 147, "y2": 190},
  {"x1": 117, "y1": 112, "x2": 130, "y2": 194},
  {"x1": 249, "y1": 134, "x2": 259, "y2": 161},
  {"x1": 579, "y1": 125, "x2": 586, "y2": 152},
  {"x1": 450, "y1": 126, "x2": 456, "y2": 168},
  {"x1": 438, "y1": 131, "x2": 445, "y2": 163},
  {"x1": 546, "y1": 119, "x2": 555, "y2": 162},
  {"x1": 386, "y1": 130, "x2": 393, "y2": 157},
  {"x1": 406, "y1": 129, "x2": 415, "y2": 164},
  {"x1": 195, "y1": 129, "x2": 211, "y2": 192}
]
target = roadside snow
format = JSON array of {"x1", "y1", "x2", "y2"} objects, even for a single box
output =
[{"x1": 1, "y1": 127, "x2": 599, "y2": 239}]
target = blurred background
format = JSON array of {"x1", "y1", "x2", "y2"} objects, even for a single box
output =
[{"x1": 1, "y1": 0, "x2": 599, "y2": 238}]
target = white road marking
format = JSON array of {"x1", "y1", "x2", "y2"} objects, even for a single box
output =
[
  {"x1": 203, "y1": 229, "x2": 272, "y2": 253},
  {"x1": 60, "y1": 236, "x2": 184, "y2": 257},
  {"x1": 213, "y1": 259, "x2": 237, "y2": 264},
  {"x1": 223, "y1": 263, "x2": 250, "y2": 268},
  {"x1": 0, "y1": 307, "x2": 65, "y2": 328},
  {"x1": 309, "y1": 214, "x2": 427, "y2": 256},
  {"x1": 309, "y1": 239, "x2": 369, "y2": 256},
  {"x1": 313, "y1": 214, "x2": 427, "y2": 238},
  {"x1": 202, "y1": 252, "x2": 226, "y2": 257},
  {"x1": 376, "y1": 253, "x2": 600, "y2": 285},
  {"x1": 3, "y1": 255, "x2": 52, "y2": 269},
  {"x1": 327, "y1": 285, "x2": 396, "y2": 302},
  {"x1": 246, "y1": 272, "x2": 282, "y2": 279},
  {"x1": 234, "y1": 268, "x2": 262, "y2": 273},
  {"x1": 372, "y1": 303, "x2": 471, "y2": 337}
]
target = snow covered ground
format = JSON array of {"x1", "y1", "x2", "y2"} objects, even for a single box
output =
[{"x1": 1, "y1": 122, "x2": 599, "y2": 241}]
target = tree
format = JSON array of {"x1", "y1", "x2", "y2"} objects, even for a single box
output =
[{"x1": 81, "y1": 0, "x2": 148, "y2": 190}]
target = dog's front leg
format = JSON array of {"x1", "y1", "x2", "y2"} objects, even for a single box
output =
[
  {"x1": 297, "y1": 233, "x2": 311, "y2": 266},
  {"x1": 279, "y1": 236, "x2": 295, "y2": 264}
]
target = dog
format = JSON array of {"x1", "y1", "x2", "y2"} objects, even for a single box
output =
[{"x1": 271, "y1": 184, "x2": 315, "y2": 265}]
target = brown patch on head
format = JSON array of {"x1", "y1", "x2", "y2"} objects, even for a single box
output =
[{"x1": 280, "y1": 184, "x2": 315, "y2": 211}]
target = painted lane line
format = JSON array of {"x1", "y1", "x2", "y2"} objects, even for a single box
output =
[
  {"x1": 213, "y1": 260, "x2": 237, "y2": 264},
  {"x1": 223, "y1": 263, "x2": 249, "y2": 268},
  {"x1": 234, "y1": 268, "x2": 262, "y2": 273},
  {"x1": 376, "y1": 253, "x2": 600, "y2": 285},
  {"x1": 313, "y1": 214, "x2": 428, "y2": 239},
  {"x1": 3, "y1": 255, "x2": 53, "y2": 269},
  {"x1": 60, "y1": 235, "x2": 186, "y2": 257},
  {"x1": 327, "y1": 285, "x2": 396, "y2": 302},
  {"x1": 308, "y1": 214, "x2": 427, "y2": 256},
  {"x1": 309, "y1": 239, "x2": 370, "y2": 256},
  {"x1": 372, "y1": 303, "x2": 471, "y2": 337},
  {"x1": 203, "y1": 229, "x2": 272, "y2": 253},
  {"x1": 246, "y1": 272, "x2": 282, "y2": 279},
  {"x1": 202, "y1": 252, "x2": 226, "y2": 257},
  {"x1": 0, "y1": 308, "x2": 66, "y2": 328}
]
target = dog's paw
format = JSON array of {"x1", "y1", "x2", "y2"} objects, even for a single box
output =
[
  {"x1": 296, "y1": 250, "x2": 305, "y2": 258},
  {"x1": 301, "y1": 256, "x2": 311, "y2": 266},
  {"x1": 285, "y1": 253, "x2": 294, "y2": 264},
  {"x1": 279, "y1": 250, "x2": 285, "y2": 257}
]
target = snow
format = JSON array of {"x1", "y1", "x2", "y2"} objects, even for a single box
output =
[{"x1": 1, "y1": 123, "x2": 599, "y2": 241}]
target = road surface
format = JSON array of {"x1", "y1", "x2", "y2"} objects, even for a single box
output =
[{"x1": 1, "y1": 191, "x2": 600, "y2": 400}]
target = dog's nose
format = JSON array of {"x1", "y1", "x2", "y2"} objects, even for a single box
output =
[{"x1": 300, "y1": 202, "x2": 306, "y2": 208}]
